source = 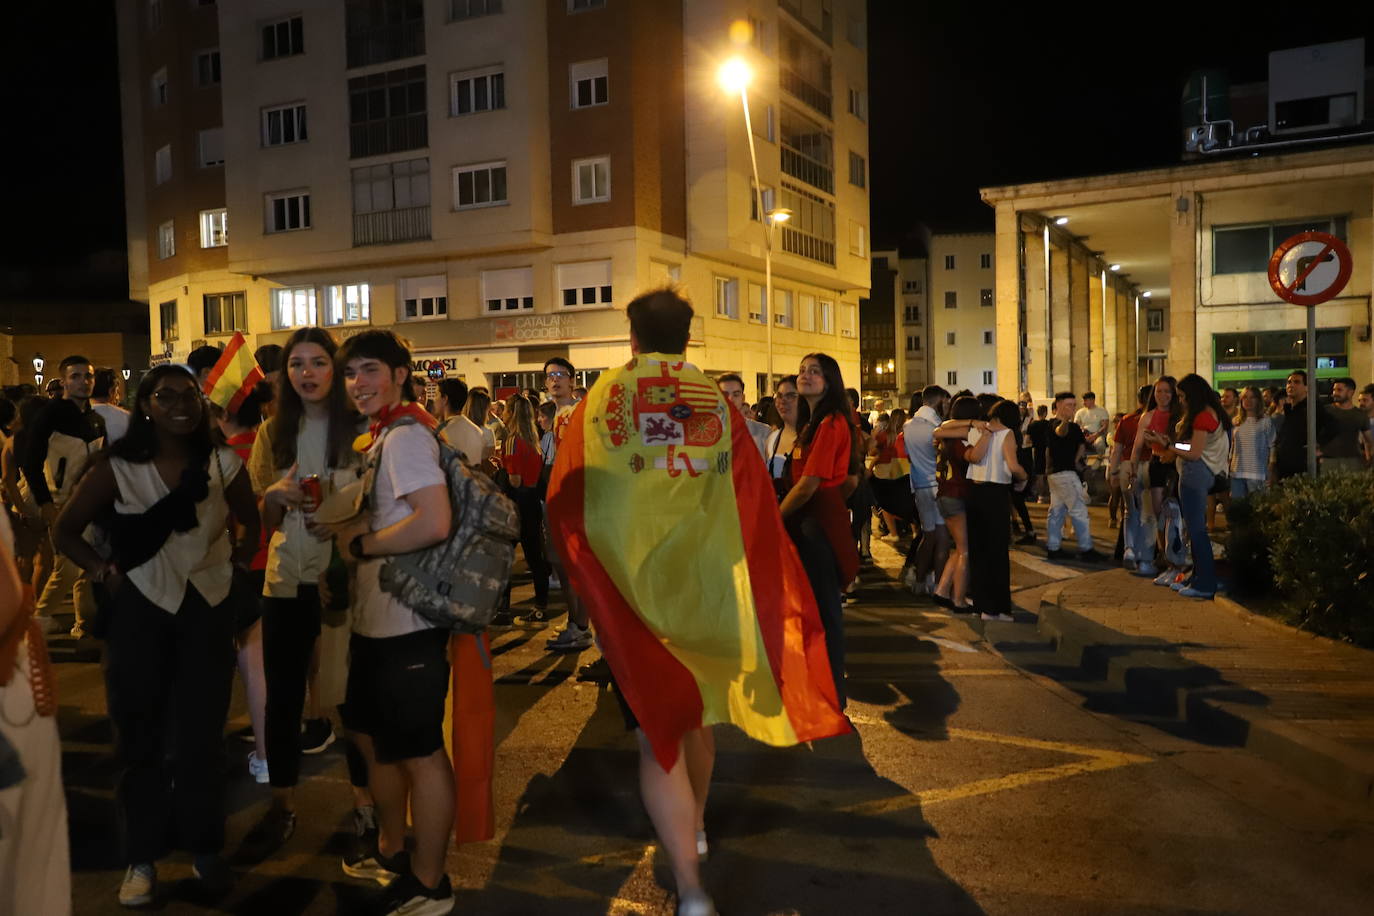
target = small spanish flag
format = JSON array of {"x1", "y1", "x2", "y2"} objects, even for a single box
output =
[{"x1": 202, "y1": 331, "x2": 265, "y2": 415}]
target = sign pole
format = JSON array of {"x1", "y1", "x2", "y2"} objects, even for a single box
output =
[{"x1": 1307, "y1": 306, "x2": 1317, "y2": 478}]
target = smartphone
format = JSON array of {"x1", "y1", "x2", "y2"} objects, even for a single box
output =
[{"x1": 1174, "y1": 442, "x2": 1192, "y2": 452}]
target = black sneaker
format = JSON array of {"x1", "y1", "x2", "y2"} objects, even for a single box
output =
[
  {"x1": 576, "y1": 657, "x2": 613, "y2": 684},
  {"x1": 237, "y1": 807, "x2": 296, "y2": 863},
  {"x1": 514, "y1": 607, "x2": 551, "y2": 628},
  {"x1": 1077, "y1": 548, "x2": 1106, "y2": 563},
  {"x1": 1046, "y1": 548, "x2": 1075, "y2": 560},
  {"x1": 300, "y1": 718, "x2": 335, "y2": 755},
  {"x1": 490, "y1": 610, "x2": 516, "y2": 627},
  {"x1": 343, "y1": 840, "x2": 408, "y2": 887},
  {"x1": 377, "y1": 871, "x2": 454, "y2": 916}
]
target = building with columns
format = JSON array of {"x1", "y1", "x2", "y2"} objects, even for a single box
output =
[{"x1": 981, "y1": 143, "x2": 1374, "y2": 412}]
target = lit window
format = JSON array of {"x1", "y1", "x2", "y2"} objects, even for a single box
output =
[
  {"x1": 324, "y1": 283, "x2": 370, "y2": 325},
  {"x1": 272, "y1": 287, "x2": 317, "y2": 329},
  {"x1": 159, "y1": 300, "x2": 178, "y2": 341},
  {"x1": 980, "y1": 288, "x2": 993, "y2": 307},
  {"x1": 557, "y1": 260, "x2": 613, "y2": 308},
  {"x1": 572, "y1": 156, "x2": 610, "y2": 204},
  {"x1": 203, "y1": 292, "x2": 247, "y2": 335},
  {"x1": 570, "y1": 59, "x2": 608, "y2": 108},
  {"x1": 400, "y1": 275, "x2": 449, "y2": 321},
  {"x1": 482, "y1": 267, "x2": 534, "y2": 313},
  {"x1": 263, "y1": 103, "x2": 308, "y2": 146},
  {"x1": 714, "y1": 276, "x2": 739, "y2": 320},
  {"x1": 199, "y1": 208, "x2": 227, "y2": 248},
  {"x1": 452, "y1": 161, "x2": 508, "y2": 209},
  {"x1": 818, "y1": 299, "x2": 834, "y2": 334},
  {"x1": 451, "y1": 67, "x2": 505, "y2": 115},
  {"x1": 157, "y1": 220, "x2": 175, "y2": 259},
  {"x1": 266, "y1": 190, "x2": 311, "y2": 232}
]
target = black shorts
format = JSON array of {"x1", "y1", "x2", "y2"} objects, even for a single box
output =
[
  {"x1": 341, "y1": 628, "x2": 450, "y2": 763},
  {"x1": 1147, "y1": 456, "x2": 1175, "y2": 490}
]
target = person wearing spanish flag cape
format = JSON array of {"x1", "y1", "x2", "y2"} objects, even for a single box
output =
[{"x1": 546, "y1": 288, "x2": 850, "y2": 916}]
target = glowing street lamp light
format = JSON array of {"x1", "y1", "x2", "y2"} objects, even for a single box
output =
[
  {"x1": 716, "y1": 57, "x2": 753, "y2": 94},
  {"x1": 32, "y1": 353, "x2": 44, "y2": 374},
  {"x1": 35, "y1": 374, "x2": 43, "y2": 388},
  {"x1": 121, "y1": 364, "x2": 132, "y2": 381}
]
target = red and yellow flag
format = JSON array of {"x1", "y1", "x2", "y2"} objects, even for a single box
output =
[
  {"x1": 547, "y1": 353, "x2": 849, "y2": 770},
  {"x1": 202, "y1": 331, "x2": 265, "y2": 415}
]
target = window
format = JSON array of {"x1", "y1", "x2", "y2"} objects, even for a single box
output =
[
  {"x1": 904, "y1": 305, "x2": 921, "y2": 322},
  {"x1": 845, "y1": 12, "x2": 864, "y2": 47},
  {"x1": 779, "y1": 181, "x2": 836, "y2": 265},
  {"x1": 345, "y1": 0, "x2": 425, "y2": 69},
  {"x1": 156, "y1": 220, "x2": 175, "y2": 259},
  {"x1": 197, "y1": 127, "x2": 224, "y2": 167},
  {"x1": 847, "y1": 87, "x2": 867, "y2": 122},
  {"x1": 748, "y1": 14, "x2": 769, "y2": 53},
  {"x1": 650, "y1": 260, "x2": 681, "y2": 286},
  {"x1": 266, "y1": 190, "x2": 311, "y2": 232},
  {"x1": 272, "y1": 287, "x2": 318, "y2": 329},
  {"x1": 262, "y1": 16, "x2": 305, "y2": 60},
  {"x1": 568, "y1": 0, "x2": 605, "y2": 10},
  {"x1": 400, "y1": 275, "x2": 448, "y2": 321},
  {"x1": 944, "y1": 291, "x2": 957, "y2": 308},
  {"x1": 980, "y1": 253, "x2": 992, "y2": 269},
  {"x1": 325, "y1": 283, "x2": 371, "y2": 325},
  {"x1": 452, "y1": 160, "x2": 507, "y2": 209},
  {"x1": 946, "y1": 331, "x2": 956, "y2": 345},
  {"x1": 558, "y1": 260, "x2": 613, "y2": 308},
  {"x1": 573, "y1": 156, "x2": 610, "y2": 204},
  {"x1": 1147, "y1": 308, "x2": 1164, "y2": 332},
  {"x1": 906, "y1": 335, "x2": 921, "y2": 352},
  {"x1": 982, "y1": 370, "x2": 994, "y2": 386},
  {"x1": 754, "y1": 103, "x2": 776, "y2": 143},
  {"x1": 348, "y1": 65, "x2": 428, "y2": 158},
  {"x1": 818, "y1": 299, "x2": 833, "y2": 334},
  {"x1": 749, "y1": 184, "x2": 776, "y2": 221},
  {"x1": 799, "y1": 293, "x2": 816, "y2": 331},
  {"x1": 982, "y1": 330, "x2": 993, "y2": 345},
  {"x1": 904, "y1": 279, "x2": 922, "y2": 294},
  {"x1": 154, "y1": 144, "x2": 172, "y2": 184},
  {"x1": 714, "y1": 276, "x2": 739, "y2": 319},
  {"x1": 203, "y1": 292, "x2": 247, "y2": 335},
  {"x1": 848, "y1": 151, "x2": 866, "y2": 188},
  {"x1": 1146, "y1": 356, "x2": 1165, "y2": 377},
  {"x1": 944, "y1": 255, "x2": 956, "y2": 270},
  {"x1": 946, "y1": 370, "x2": 958, "y2": 386},
  {"x1": 451, "y1": 66, "x2": 505, "y2": 115},
  {"x1": 263, "y1": 103, "x2": 308, "y2": 146},
  {"x1": 151, "y1": 67, "x2": 168, "y2": 106},
  {"x1": 748, "y1": 284, "x2": 765, "y2": 323},
  {"x1": 774, "y1": 288, "x2": 794, "y2": 327},
  {"x1": 159, "y1": 300, "x2": 178, "y2": 341},
  {"x1": 848, "y1": 221, "x2": 866, "y2": 257},
  {"x1": 1213, "y1": 216, "x2": 1347, "y2": 274},
  {"x1": 840, "y1": 303, "x2": 857, "y2": 338},
  {"x1": 352, "y1": 157, "x2": 430, "y2": 244},
  {"x1": 482, "y1": 267, "x2": 534, "y2": 313},
  {"x1": 195, "y1": 50, "x2": 221, "y2": 86},
  {"x1": 450, "y1": 0, "x2": 501, "y2": 19},
  {"x1": 199, "y1": 208, "x2": 227, "y2": 248},
  {"x1": 980, "y1": 288, "x2": 993, "y2": 307},
  {"x1": 570, "y1": 59, "x2": 608, "y2": 108}
]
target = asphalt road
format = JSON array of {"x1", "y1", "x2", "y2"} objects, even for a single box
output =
[{"x1": 54, "y1": 506, "x2": 1374, "y2": 914}]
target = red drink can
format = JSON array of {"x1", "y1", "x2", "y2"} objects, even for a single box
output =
[{"x1": 300, "y1": 475, "x2": 323, "y2": 514}]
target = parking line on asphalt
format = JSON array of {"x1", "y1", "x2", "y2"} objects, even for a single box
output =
[
  {"x1": 841, "y1": 719, "x2": 1152, "y2": 815},
  {"x1": 1010, "y1": 550, "x2": 1085, "y2": 581}
]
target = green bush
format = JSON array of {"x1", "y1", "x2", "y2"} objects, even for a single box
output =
[{"x1": 1226, "y1": 472, "x2": 1374, "y2": 646}]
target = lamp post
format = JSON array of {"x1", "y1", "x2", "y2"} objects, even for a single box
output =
[
  {"x1": 718, "y1": 56, "x2": 791, "y2": 388},
  {"x1": 32, "y1": 353, "x2": 44, "y2": 375}
]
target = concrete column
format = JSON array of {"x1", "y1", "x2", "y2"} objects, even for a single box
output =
[
  {"x1": 1168, "y1": 186, "x2": 1200, "y2": 376},
  {"x1": 994, "y1": 201, "x2": 1023, "y2": 399},
  {"x1": 1050, "y1": 242, "x2": 1071, "y2": 394},
  {"x1": 1099, "y1": 269, "x2": 1115, "y2": 411},
  {"x1": 1089, "y1": 263, "x2": 1105, "y2": 403},
  {"x1": 1115, "y1": 283, "x2": 1134, "y2": 412},
  {"x1": 1024, "y1": 223, "x2": 1049, "y2": 402},
  {"x1": 1069, "y1": 247, "x2": 1091, "y2": 393}
]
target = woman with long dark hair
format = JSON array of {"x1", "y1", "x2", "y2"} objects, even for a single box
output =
[
  {"x1": 1148, "y1": 373, "x2": 1231, "y2": 599},
  {"x1": 1126, "y1": 375, "x2": 1182, "y2": 579},
  {"x1": 765, "y1": 376, "x2": 800, "y2": 489},
  {"x1": 963, "y1": 399, "x2": 1028, "y2": 622},
  {"x1": 498, "y1": 394, "x2": 550, "y2": 621},
  {"x1": 243, "y1": 327, "x2": 368, "y2": 860},
  {"x1": 932, "y1": 396, "x2": 981, "y2": 611},
  {"x1": 55, "y1": 365, "x2": 259, "y2": 905},
  {"x1": 779, "y1": 353, "x2": 861, "y2": 708}
]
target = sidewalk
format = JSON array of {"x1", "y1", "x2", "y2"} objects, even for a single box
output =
[{"x1": 1036, "y1": 568, "x2": 1374, "y2": 804}]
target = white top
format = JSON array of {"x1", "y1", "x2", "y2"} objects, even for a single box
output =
[
  {"x1": 764, "y1": 427, "x2": 795, "y2": 481},
  {"x1": 353, "y1": 423, "x2": 447, "y2": 638},
  {"x1": 110, "y1": 447, "x2": 241, "y2": 614},
  {"x1": 1231, "y1": 416, "x2": 1275, "y2": 481},
  {"x1": 439, "y1": 415, "x2": 486, "y2": 468},
  {"x1": 745, "y1": 417, "x2": 772, "y2": 461},
  {"x1": 965, "y1": 427, "x2": 1013, "y2": 484},
  {"x1": 93, "y1": 403, "x2": 131, "y2": 443},
  {"x1": 1074, "y1": 405, "x2": 1110, "y2": 438}
]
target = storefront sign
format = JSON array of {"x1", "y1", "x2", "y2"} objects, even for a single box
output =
[
  {"x1": 1215, "y1": 362, "x2": 1270, "y2": 372},
  {"x1": 493, "y1": 314, "x2": 579, "y2": 343}
]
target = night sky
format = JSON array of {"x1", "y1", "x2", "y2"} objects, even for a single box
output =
[{"x1": 0, "y1": 3, "x2": 1363, "y2": 301}]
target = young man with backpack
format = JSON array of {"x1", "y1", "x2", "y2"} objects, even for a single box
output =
[{"x1": 330, "y1": 330, "x2": 456, "y2": 916}]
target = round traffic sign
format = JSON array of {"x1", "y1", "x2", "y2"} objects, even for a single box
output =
[
  {"x1": 1267, "y1": 231, "x2": 1353, "y2": 307},
  {"x1": 426, "y1": 360, "x2": 447, "y2": 381}
]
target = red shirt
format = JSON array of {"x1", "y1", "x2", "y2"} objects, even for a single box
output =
[
  {"x1": 937, "y1": 439, "x2": 969, "y2": 500},
  {"x1": 224, "y1": 429, "x2": 270, "y2": 572},
  {"x1": 872, "y1": 429, "x2": 898, "y2": 465},
  {"x1": 1145, "y1": 408, "x2": 1172, "y2": 456},
  {"x1": 791, "y1": 414, "x2": 853, "y2": 489},
  {"x1": 502, "y1": 436, "x2": 542, "y2": 485},
  {"x1": 1192, "y1": 409, "x2": 1219, "y2": 435},
  {"x1": 1115, "y1": 413, "x2": 1141, "y2": 455}
]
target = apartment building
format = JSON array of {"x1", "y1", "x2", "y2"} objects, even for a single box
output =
[
  {"x1": 859, "y1": 247, "x2": 929, "y2": 403},
  {"x1": 116, "y1": 0, "x2": 868, "y2": 399},
  {"x1": 897, "y1": 252, "x2": 930, "y2": 395},
  {"x1": 923, "y1": 231, "x2": 999, "y2": 394}
]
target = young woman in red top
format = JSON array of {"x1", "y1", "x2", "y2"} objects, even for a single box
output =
[
  {"x1": 931, "y1": 396, "x2": 980, "y2": 611},
  {"x1": 779, "y1": 353, "x2": 860, "y2": 708},
  {"x1": 1126, "y1": 375, "x2": 1182, "y2": 577},
  {"x1": 497, "y1": 394, "x2": 549, "y2": 620}
]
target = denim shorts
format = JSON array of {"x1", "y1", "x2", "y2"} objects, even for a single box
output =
[
  {"x1": 912, "y1": 486, "x2": 943, "y2": 532},
  {"x1": 937, "y1": 495, "x2": 965, "y2": 517}
]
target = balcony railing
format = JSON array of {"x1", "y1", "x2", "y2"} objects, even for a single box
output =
[
  {"x1": 780, "y1": 66, "x2": 832, "y2": 119},
  {"x1": 353, "y1": 205, "x2": 431, "y2": 246},
  {"x1": 781, "y1": 225, "x2": 835, "y2": 265},
  {"x1": 780, "y1": 143, "x2": 833, "y2": 193}
]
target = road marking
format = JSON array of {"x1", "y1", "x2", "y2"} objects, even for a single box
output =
[
  {"x1": 841, "y1": 719, "x2": 1152, "y2": 815},
  {"x1": 1010, "y1": 549, "x2": 1085, "y2": 581}
]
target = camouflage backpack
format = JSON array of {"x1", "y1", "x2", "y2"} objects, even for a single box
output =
[{"x1": 365, "y1": 416, "x2": 520, "y2": 633}]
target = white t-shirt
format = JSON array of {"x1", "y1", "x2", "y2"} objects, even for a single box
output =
[
  {"x1": 93, "y1": 403, "x2": 131, "y2": 443},
  {"x1": 1074, "y1": 405, "x2": 1110, "y2": 440},
  {"x1": 439, "y1": 415, "x2": 485, "y2": 468},
  {"x1": 353, "y1": 423, "x2": 447, "y2": 638}
]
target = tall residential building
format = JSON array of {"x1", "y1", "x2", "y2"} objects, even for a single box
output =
[
  {"x1": 115, "y1": 0, "x2": 868, "y2": 399},
  {"x1": 897, "y1": 251, "x2": 930, "y2": 395},
  {"x1": 923, "y1": 230, "x2": 999, "y2": 394},
  {"x1": 859, "y1": 247, "x2": 929, "y2": 405}
]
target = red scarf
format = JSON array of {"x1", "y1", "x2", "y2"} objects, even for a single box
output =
[{"x1": 358, "y1": 400, "x2": 438, "y2": 452}]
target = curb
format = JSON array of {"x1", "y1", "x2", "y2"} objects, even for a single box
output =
[{"x1": 1038, "y1": 597, "x2": 1374, "y2": 806}]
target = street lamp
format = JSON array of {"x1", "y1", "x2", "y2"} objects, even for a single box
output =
[
  {"x1": 718, "y1": 53, "x2": 781, "y2": 385},
  {"x1": 32, "y1": 353, "x2": 44, "y2": 374},
  {"x1": 121, "y1": 364, "x2": 132, "y2": 381},
  {"x1": 34, "y1": 374, "x2": 43, "y2": 388}
]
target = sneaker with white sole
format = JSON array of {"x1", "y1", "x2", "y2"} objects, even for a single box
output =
[
  {"x1": 377, "y1": 871, "x2": 454, "y2": 916},
  {"x1": 247, "y1": 750, "x2": 269, "y2": 784},
  {"x1": 1178, "y1": 586, "x2": 1214, "y2": 600},
  {"x1": 547, "y1": 622, "x2": 593, "y2": 652},
  {"x1": 300, "y1": 717, "x2": 335, "y2": 755},
  {"x1": 1133, "y1": 563, "x2": 1158, "y2": 577},
  {"x1": 1152, "y1": 569, "x2": 1176, "y2": 586},
  {"x1": 677, "y1": 889, "x2": 718, "y2": 916},
  {"x1": 343, "y1": 845, "x2": 407, "y2": 886},
  {"x1": 980, "y1": 612, "x2": 1014, "y2": 622},
  {"x1": 119, "y1": 863, "x2": 156, "y2": 907}
]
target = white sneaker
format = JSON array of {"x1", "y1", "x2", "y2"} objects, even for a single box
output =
[
  {"x1": 696, "y1": 829, "x2": 709, "y2": 860},
  {"x1": 547, "y1": 622, "x2": 593, "y2": 652},
  {"x1": 1153, "y1": 569, "x2": 1176, "y2": 587},
  {"x1": 247, "y1": 751, "x2": 269, "y2": 784},
  {"x1": 902, "y1": 567, "x2": 922, "y2": 592},
  {"x1": 677, "y1": 889, "x2": 717, "y2": 916},
  {"x1": 119, "y1": 863, "x2": 156, "y2": 907}
]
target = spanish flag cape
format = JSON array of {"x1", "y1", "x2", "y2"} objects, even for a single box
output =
[{"x1": 546, "y1": 353, "x2": 850, "y2": 770}]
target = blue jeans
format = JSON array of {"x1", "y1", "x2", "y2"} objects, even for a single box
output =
[
  {"x1": 1178, "y1": 461, "x2": 1216, "y2": 593},
  {"x1": 1230, "y1": 477, "x2": 1265, "y2": 500},
  {"x1": 1046, "y1": 471, "x2": 1092, "y2": 552},
  {"x1": 1129, "y1": 465, "x2": 1157, "y2": 568}
]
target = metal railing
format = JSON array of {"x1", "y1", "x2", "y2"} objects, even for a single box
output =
[
  {"x1": 781, "y1": 225, "x2": 835, "y2": 265},
  {"x1": 780, "y1": 143, "x2": 833, "y2": 193},
  {"x1": 780, "y1": 66, "x2": 832, "y2": 119},
  {"x1": 353, "y1": 205, "x2": 430, "y2": 246}
]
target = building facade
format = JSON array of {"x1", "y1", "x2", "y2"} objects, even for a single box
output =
[
  {"x1": 115, "y1": 0, "x2": 868, "y2": 399},
  {"x1": 923, "y1": 230, "x2": 998, "y2": 394},
  {"x1": 896, "y1": 252, "x2": 929, "y2": 397}
]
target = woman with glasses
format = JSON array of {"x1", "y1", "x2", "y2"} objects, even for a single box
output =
[
  {"x1": 765, "y1": 376, "x2": 800, "y2": 494},
  {"x1": 55, "y1": 365, "x2": 260, "y2": 906}
]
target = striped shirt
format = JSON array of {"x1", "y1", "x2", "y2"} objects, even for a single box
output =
[{"x1": 1230, "y1": 416, "x2": 1275, "y2": 481}]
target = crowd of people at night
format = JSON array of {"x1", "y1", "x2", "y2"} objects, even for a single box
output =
[{"x1": 1, "y1": 284, "x2": 1371, "y2": 915}]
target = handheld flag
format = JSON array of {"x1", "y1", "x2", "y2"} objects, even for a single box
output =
[{"x1": 202, "y1": 331, "x2": 265, "y2": 415}]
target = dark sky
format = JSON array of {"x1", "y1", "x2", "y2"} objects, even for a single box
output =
[{"x1": 0, "y1": 3, "x2": 1364, "y2": 299}]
